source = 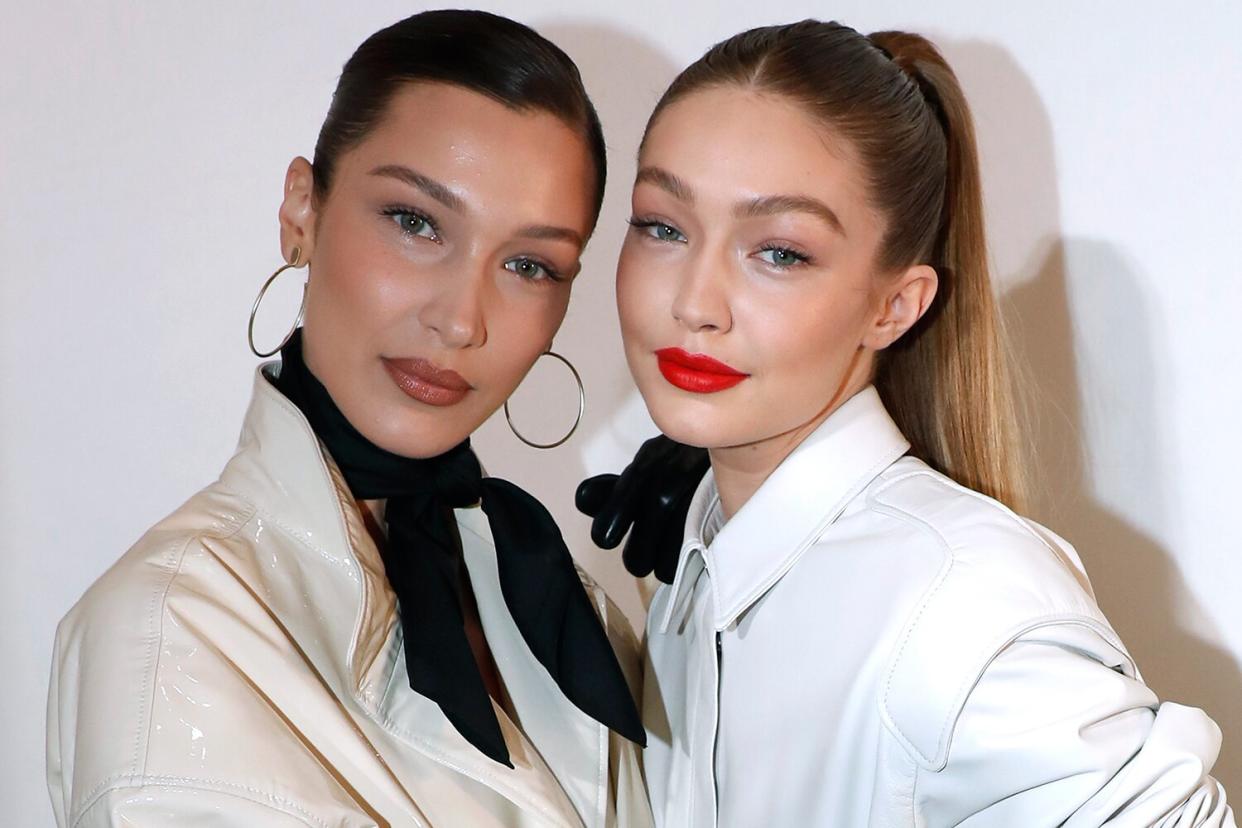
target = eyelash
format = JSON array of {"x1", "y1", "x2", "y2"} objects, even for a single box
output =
[
  {"x1": 627, "y1": 216, "x2": 687, "y2": 243},
  {"x1": 756, "y1": 242, "x2": 813, "y2": 268},
  {"x1": 504, "y1": 257, "x2": 565, "y2": 283},
  {"x1": 381, "y1": 204, "x2": 440, "y2": 242}
]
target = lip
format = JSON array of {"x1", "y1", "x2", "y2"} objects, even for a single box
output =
[
  {"x1": 654, "y1": 347, "x2": 749, "y2": 394},
  {"x1": 382, "y1": 357, "x2": 473, "y2": 407}
]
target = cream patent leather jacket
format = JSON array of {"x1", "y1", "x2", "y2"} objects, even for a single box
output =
[
  {"x1": 47, "y1": 367, "x2": 653, "y2": 828},
  {"x1": 644, "y1": 386, "x2": 1233, "y2": 827}
]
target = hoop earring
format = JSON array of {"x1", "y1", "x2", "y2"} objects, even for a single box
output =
[
  {"x1": 504, "y1": 351, "x2": 585, "y2": 449},
  {"x1": 248, "y1": 246, "x2": 307, "y2": 358}
]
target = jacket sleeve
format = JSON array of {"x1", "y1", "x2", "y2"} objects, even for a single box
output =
[
  {"x1": 69, "y1": 783, "x2": 319, "y2": 827},
  {"x1": 914, "y1": 629, "x2": 1234, "y2": 827}
]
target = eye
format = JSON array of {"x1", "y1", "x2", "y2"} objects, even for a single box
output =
[
  {"x1": 504, "y1": 257, "x2": 563, "y2": 283},
  {"x1": 382, "y1": 207, "x2": 439, "y2": 241},
  {"x1": 628, "y1": 217, "x2": 687, "y2": 243},
  {"x1": 756, "y1": 244, "x2": 811, "y2": 268}
]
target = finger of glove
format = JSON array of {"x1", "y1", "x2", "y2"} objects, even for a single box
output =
[
  {"x1": 653, "y1": 478, "x2": 702, "y2": 583},
  {"x1": 621, "y1": 501, "x2": 669, "y2": 579},
  {"x1": 574, "y1": 474, "x2": 619, "y2": 517},
  {"x1": 590, "y1": 456, "x2": 651, "y2": 549}
]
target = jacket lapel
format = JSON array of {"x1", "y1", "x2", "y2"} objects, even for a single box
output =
[{"x1": 457, "y1": 506, "x2": 606, "y2": 828}]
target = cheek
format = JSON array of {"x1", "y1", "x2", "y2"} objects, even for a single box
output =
[
  {"x1": 740, "y1": 286, "x2": 869, "y2": 386},
  {"x1": 481, "y1": 286, "x2": 569, "y2": 388},
  {"x1": 616, "y1": 240, "x2": 670, "y2": 345},
  {"x1": 306, "y1": 218, "x2": 413, "y2": 331}
]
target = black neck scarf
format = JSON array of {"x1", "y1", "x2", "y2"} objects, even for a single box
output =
[{"x1": 272, "y1": 331, "x2": 644, "y2": 767}]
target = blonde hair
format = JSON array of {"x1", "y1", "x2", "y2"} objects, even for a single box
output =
[{"x1": 647, "y1": 22, "x2": 1027, "y2": 509}]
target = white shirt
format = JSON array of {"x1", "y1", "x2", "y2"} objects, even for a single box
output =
[
  {"x1": 643, "y1": 386, "x2": 1232, "y2": 827},
  {"x1": 47, "y1": 366, "x2": 653, "y2": 828}
]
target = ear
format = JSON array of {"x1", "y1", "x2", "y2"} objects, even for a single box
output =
[
  {"x1": 278, "y1": 156, "x2": 317, "y2": 264},
  {"x1": 863, "y1": 264, "x2": 938, "y2": 351}
]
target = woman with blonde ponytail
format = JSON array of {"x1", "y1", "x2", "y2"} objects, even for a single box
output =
[{"x1": 580, "y1": 19, "x2": 1233, "y2": 827}]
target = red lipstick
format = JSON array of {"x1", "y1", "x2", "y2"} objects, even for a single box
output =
[
  {"x1": 382, "y1": 357, "x2": 472, "y2": 407},
  {"x1": 654, "y1": 348, "x2": 749, "y2": 394}
]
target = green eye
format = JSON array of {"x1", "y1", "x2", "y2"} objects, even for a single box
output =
[
  {"x1": 383, "y1": 208, "x2": 438, "y2": 241},
  {"x1": 628, "y1": 217, "x2": 687, "y2": 244},
  {"x1": 653, "y1": 223, "x2": 685, "y2": 242},
  {"x1": 504, "y1": 257, "x2": 559, "y2": 282},
  {"x1": 757, "y1": 246, "x2": 809, "y2": 268}
]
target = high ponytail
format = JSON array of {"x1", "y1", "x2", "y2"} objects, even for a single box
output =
[
  {"x1": 645, "y1": 21, "x2": 1027, "y2": 510},
  {"x1": 867, "y1": 32, "x2": 1026, "y2": 510}
]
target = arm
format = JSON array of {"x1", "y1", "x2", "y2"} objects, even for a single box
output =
[{"x1": 914, "y1": 630, "x2": 1233, "y2": 827}]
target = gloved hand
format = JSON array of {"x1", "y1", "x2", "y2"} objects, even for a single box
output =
[{"x1": 575, "y1": 435, "x2": 710, "y2": 584}]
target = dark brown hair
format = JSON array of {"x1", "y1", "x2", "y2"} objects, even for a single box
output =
[
  {"x1": 647, "y1": 21, "x2": 1024, "y2": 508},
  {"x1": 313, "y1": 10, "x2": 607, "y2": 224}
]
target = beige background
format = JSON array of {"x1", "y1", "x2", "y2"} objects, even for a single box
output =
[{"x1": 4, "y1": 2, "x2": 1241, "y2": 823}]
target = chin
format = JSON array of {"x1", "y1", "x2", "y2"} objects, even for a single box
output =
[
  {"x1": 360, "y1": 408, "x2": 479, "y2": 460},
  {"x1": 643, "y1": 392, "x2": 736, "y2": 450}
]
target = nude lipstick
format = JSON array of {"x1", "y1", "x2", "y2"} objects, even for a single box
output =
[
  {"x1": 655, "y1": 348, "x2": 749, "y2": 394},
  {"x1": 382, "y1": 357, "x2": 472, "y2": 407}
]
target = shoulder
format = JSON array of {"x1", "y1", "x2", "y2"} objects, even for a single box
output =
[
  {"x1": 860, "y1": 458, "x2": 1133, "y2": 770},
  {"x1": 864, "y1": 456, "x2": 1100, "y2": 616},
  {"x1": 54, "y1": 482, "x2": 254, "y2": 660},
  {"x1": 48, "y1": 483, "x2": 259, "y2": 819}
]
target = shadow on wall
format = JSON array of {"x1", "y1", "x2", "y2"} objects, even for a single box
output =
[
  {"x1": 472, "y1": 20, "x2": 677, "y2": 626},
  {"x1": 947, "y1": 38, "x2": 1242, "y2": 791}
]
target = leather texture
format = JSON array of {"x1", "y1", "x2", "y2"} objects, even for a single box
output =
[
  {"x1": 643, "y1": 385, "x2": 1233, "y2": 827},
  {"x1": 46, "y1": 366, "x2": 654, "y2": 828}
]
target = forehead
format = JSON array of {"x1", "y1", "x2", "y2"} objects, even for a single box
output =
[
  {"x1": 336, "y1": 82, "x2": 595, "y2": 225},
  {"x1": 641, "y1": 85, "x2": 875, "y2": 219}
]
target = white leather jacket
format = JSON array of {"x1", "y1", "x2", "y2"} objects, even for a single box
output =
[
  {"x1": 47, "y1": 366, "x2": 653, "y2": 828},
  {"x1": 643, "y1": 386, "x2": 1233, "y2": 827}
]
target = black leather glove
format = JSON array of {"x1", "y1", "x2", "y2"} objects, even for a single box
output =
[{"x1": 575, "y1": 435, "x2": 710, "y2": 584}]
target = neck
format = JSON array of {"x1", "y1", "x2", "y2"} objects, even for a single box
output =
[{"x1": 709, "y1": 359, "x2": 871, "y2": 521}]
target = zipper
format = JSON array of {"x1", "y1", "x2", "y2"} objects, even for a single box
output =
[{"x1": 710, "y1": 630, "x2": 723, "y2": 823}]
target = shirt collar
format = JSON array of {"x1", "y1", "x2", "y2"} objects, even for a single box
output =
[{"x1": 660, "y1": 385, "x2": 910, "y2": 633}]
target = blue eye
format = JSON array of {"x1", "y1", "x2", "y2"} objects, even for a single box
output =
[
  {"x1": 504, "y1": 257, "x2": 562, "y2": 282},
  {"x1": 628, "y1": 217, "x2": 687, "y2": 243},
  {"x1": 756, "y1": 245, "x2": 810, "y2": 268},
  {"x1": 382, "y1": 207, "x2": 439, "y2": 241}
]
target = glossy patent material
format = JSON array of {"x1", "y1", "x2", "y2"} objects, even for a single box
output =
[
  {"x1": 47, "y1": 366, "x2": 653, "y2": 828},
  {"x1": 644, "y1": 385, "x2": 1235, "y2": 827}
]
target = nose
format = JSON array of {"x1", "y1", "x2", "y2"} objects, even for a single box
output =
[
  {"x1": 417, "y1": 261, "x2": 488, "y2": 349},
  {"x1": 671, "y1": 245, "x2": 732, "y2": 334}
]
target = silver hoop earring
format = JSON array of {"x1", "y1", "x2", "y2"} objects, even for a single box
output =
[
  {"x1": 247, "y1": 246, "x2": 307, "y2": 358},
  {"x1": 504, "y1": 351, "x2": 585, "y2": 449}
]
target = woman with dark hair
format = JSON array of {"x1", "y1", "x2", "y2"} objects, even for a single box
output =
[
  {"x1": 594, "y1": 19, "x2": 1233, "y2": 827},
  {"x1": 46, "y1": 11, "x2": 655, "y2": 827}
]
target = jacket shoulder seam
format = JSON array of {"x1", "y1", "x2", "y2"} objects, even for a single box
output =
[
  {"x1": 870, "y1": 468, "x2": 1066, "y2": 561},
  {"x1": 70, "y1": 773, "x2": 323, "y2": 828},
  {"x1": 127, "y1": 511, "x2": 254, "y2": 790}
]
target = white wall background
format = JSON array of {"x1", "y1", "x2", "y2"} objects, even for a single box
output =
[{"x1": 4, "y1": 1, "x2": 1240, "y2": 823}]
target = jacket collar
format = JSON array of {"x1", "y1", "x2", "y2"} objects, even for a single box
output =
[
  {"x1": 659, "y1": 385, "x2": 910, "y2": 633},
  {"x1": 218, "y1": 363, "x2": 394, "y2": 692}
]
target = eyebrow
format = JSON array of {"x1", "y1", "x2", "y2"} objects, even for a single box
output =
[
  {"x1": 516, "y1": 224, "x2": 584, "y2": 247},
  {"x1": 635, "y1": 166, "x2": 695, "y2": 202},
  {"x1": 736, "y1": 194, "x2": 845, "y2": 236},
  {"x1": 371, "y1": 164, "x2": 583, "y2": 247},
  {"x1": 369, "y1": 164, "x2": 464, "y2": 212},
  {"x1": 637, "y1": 165, "x2": 845, "y2": 236}
]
